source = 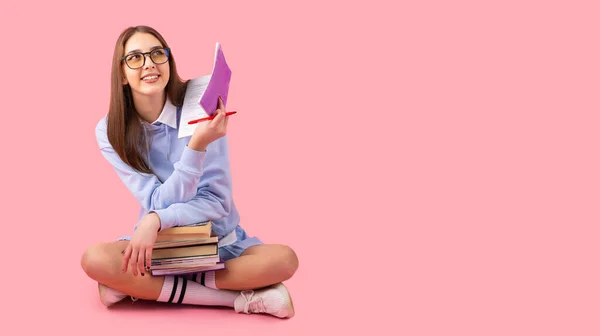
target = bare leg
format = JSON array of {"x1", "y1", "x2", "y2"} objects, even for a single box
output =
[
  {"x1": 81, "y1": 242, "x2": 299, "y2": 299},
  {"x1": 215, "y1": 244, "x2": 299, "y2": 290},
  {"x1": 81, "y1": 241, "x2": 165, "y2": 300}
]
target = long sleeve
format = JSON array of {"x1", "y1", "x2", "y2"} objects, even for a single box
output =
[
  {"x1": 151, "y1": 135, "x2": 234, "y2": 231},
  {"x1": 95, "y1": 118, "x2": 205, "y2": 212}
]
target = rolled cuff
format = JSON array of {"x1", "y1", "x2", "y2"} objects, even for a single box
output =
[
  {"x1": 152, "y1": 208, "x2": 178, "y2": 231},
  {"x1": 178, "y1": 145, "x2": 207, "y2": 175}
]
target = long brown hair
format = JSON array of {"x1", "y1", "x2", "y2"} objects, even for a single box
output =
[{"x1": 107, "y1": 25, "x2": 188, "y2": 174}]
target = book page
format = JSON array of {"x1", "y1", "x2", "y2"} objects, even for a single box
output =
[{"x1": 178, "y1": 75, "x2": 211, "y2": 138}]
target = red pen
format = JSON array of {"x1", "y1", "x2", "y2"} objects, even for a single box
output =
[{"x1": 188, "y1": 111, "x2": 237, "y2": 125}]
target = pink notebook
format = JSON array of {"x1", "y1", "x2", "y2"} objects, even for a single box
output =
[{"x1": 199, "y1": 42, "x2": 232, "y2": 116}]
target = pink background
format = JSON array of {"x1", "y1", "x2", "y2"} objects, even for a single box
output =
[{"x1": 1, "y1": 0, "x2": 599, "y2": 335}]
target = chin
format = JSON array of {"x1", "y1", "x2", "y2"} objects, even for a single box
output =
[{"x1": 134, "y1": 85, "x2": 167, "y2": 97}]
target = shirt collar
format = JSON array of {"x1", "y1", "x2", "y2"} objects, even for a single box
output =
[{"x1": 150, "y1": 97, "x2": 178, "y2": 129}]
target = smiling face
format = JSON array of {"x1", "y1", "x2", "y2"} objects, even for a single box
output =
[{"x1": 121, "y1": 32, "x2": 171, "y2": 98}]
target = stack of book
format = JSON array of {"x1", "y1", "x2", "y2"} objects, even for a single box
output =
[{"x1": 149, "y1": 221, "x2": 224, "y2": 276}]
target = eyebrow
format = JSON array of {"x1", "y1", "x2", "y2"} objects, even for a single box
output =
[{"x1": 125, "y1": 45, "x2": 163, "y2": 55}]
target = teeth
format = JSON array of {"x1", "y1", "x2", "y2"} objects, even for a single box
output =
[{"x1": 143, "y1": 75, "x2": 158, "y2": 80}]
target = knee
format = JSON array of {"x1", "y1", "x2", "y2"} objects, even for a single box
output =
[
  {"x1": 80, "y1": 244, "x2": 119, "y2": 282},
  {"x1": 277, "y1": 245, "x2": 299, "y2": 281}
]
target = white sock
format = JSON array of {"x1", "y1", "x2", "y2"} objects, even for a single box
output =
[
  {"x1": 186, "y1": 272, "x2": 217, "y2": 289},
  {"x1": 157, "y1": 276, "x2": 238, "y2": 307},
  {"x1": 98, "y1": 283, "x2": 129, "y2": 306}
]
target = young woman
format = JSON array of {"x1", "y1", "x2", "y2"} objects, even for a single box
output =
[{"x1": 80, "y1": 25, "x2": 298, "y2": 319}]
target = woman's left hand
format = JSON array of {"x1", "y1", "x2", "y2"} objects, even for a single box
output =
[{"x1": 122, "y1": 212, "x2": 161, "y2": 276}]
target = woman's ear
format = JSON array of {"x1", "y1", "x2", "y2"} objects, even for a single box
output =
[{"x1": 121, "y1": 67, "x2": 129, "y2": 85}]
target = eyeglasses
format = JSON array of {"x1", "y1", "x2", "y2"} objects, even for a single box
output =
[{"x1": 122, "y1": 48, "x2": 170, "y2": 69}]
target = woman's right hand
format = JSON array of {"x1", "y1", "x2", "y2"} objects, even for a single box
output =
[
  {"x1": 189, "y1": 97, "x2": 229, "y2": 151},
  {"x1": 121, "y1": 212, "x2": 161, "y2": 276}
]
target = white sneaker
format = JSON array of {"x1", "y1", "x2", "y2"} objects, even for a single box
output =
[
  {"x1": 234, "y1": 283, "x2": 295, "y2": 318},
  {"x1": 97, "y1": 283, "x2": 130, "y2": 307}
]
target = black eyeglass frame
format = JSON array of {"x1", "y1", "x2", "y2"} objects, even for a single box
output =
[{"x1": 121, "y1": 48, "x2": 171, "y2": 69}]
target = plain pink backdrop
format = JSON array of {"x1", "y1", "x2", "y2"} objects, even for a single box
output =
[{"x1": 1, "y1": 0, "x2": 599, "y2": 335}]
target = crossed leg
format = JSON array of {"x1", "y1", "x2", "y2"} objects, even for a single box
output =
[{"x1": 80, "y1": 241, "x2": 299, "y2": 317}]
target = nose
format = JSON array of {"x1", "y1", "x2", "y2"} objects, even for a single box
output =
[{"x1": 143, "y1": 53, "x2": 156, "y2": 69}]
